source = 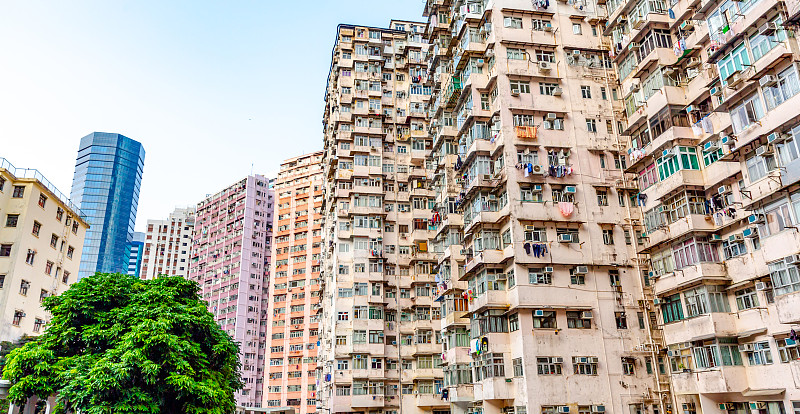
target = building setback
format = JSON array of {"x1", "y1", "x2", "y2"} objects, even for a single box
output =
[
  {"x1": 70, "y1": 132, "x2": 145, "y2": 279},
  {"x1": 318, "y1": 20, "x2": 449, "y2": 414},
  {"x1": 0, "y1": 157, "x2": 89, "y2": 341},
  {"x1": 189, "y1": 176, "x2": 274, "y2": 408},
  {"x1": 607, "y1": 0, "x2": 800, "y2": 407},
  {"x1": 263, "y1": 152, "x2": 325, "y2": 412},
  {"x1": 141, "y1": 207, "x2": 195, "y2": 280}
]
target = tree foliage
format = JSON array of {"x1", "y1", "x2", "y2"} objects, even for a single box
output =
[{"x1": 2, "y1": 273, "x2": 242, "y2": 414}]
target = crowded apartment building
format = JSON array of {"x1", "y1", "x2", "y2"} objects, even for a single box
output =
[{"x1": 141, "y1": 207, "x2": 195, "y2": 280}]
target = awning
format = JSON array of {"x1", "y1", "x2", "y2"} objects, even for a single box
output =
[
  {"x1": 725, "y1": 274, "x2": 769, "y2": 291},
  {"x1": 737, "y1": 327, "x2": 768, "y2": 339},
  {"x1": 742, "y1": 388, "x2": 785, "y2": 397},
  {"x1": 688, "y1": 333, "x2": 717, "y2": 342}
]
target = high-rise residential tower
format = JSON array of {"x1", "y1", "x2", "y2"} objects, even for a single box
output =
[
  {"x1": 189, "y1": 176, "x2": 274, "y2": 408},
  {"x1": 141, "y1": 207, "x2": 195, "y2": 280},
  {"x1": 263, "y1": 152, "x2": 325, "y2": 412},
  {"x1": 605, "y1": 0, "x2": 800, "y2": 408},
  {"x1": 0, "y1": 157, "x2": 89, "y2": 341},
  {"x1": 126, "y1": 231, "x2": 145, "y2": 278},
  {"x1": 70, "y1": 132, "x2": 145, "y2": 279},
  {"x1": 421, "y1": 1, "x2": 666, "y2": 414},
  {"x1": 318, "y1": 21, "x2": 448, "y2": 414}
]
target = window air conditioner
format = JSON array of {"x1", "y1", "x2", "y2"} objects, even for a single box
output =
[
  {"x1": 717, "y1": 184, "x2": 728, "y2": 194},
  {"x1": 547, "y1": 113, "x2": 558, "y2": 120},
  {"x1": 552, "y1": 87, "x2": 563, "y2": 96},
  {"x1": 759, "y1": 75, "x2": 778, "y2": 87},
  {"x1": 755, "y1": 145, "x2": 773, "y2": 156},
  {"x1": 558, "y1": 233, "x2": 573, "y2": 243},
  {"x1": 759, "y1": 22, "x2": 779, "y2": 36},
  {"x1": 748, "y1": 214, "x2": 765, "y2": 224},
  {"x1": 553, "y1": 357, "x2": 564, "y2": 363},
  {"x1": 575, "y1": 265, "x2": 588, "y2": 274},
  {"x1": 534, "y1": 310, "x2": 546, "y2": 317},
  {"x1": 755, "y1": 281, "x2": 769, "y2": 291},
  {"x1": 544, "y1": 266, "x2": 554, "y2": 273},
  {"x1": 785, "y1": 254, "x2": 800, "y2": 265},
  {"x1": 581, "y1": 311, "x2": 593, "y2": 319},
  {"x1": 539, "y1": 61, "x2": 553, "y2": 72}
]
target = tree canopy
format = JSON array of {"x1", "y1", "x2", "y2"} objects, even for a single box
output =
[{"x1": 2, "y1": 273, "x2": 242, "y2": 414}]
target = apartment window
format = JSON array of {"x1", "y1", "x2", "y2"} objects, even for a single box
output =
[
  {"x1": 580, "y1": 86, "x2": 591, "y2": 98},
  {"x1": 777, "y1": 338, "x2": 799, "y2": 362},
  {"x1": 622, "y1": 358, "x2": 636, "y2": 375},
  {"x1": 532, "y1": 310, "x2": 556, "y2": 328},
  {"x1": 19, "y1": 280, "x2": 29, "y2": 295},
  {"x1": 570, "y1": 269, "x2": 585, "y2": 285},
  {"x1": 33, "y1": 318, "x2": 44, "y2": 333},
  {"x1": 504, "y1": 16, "x2": 523, "y2": 28},
  {"x1": 0, "y1": 274, "x2": 4, "y2": 288},
  {"x1": 507, "y1": 47, "x2": 526, "y2": 60},
  {"x1": 12, "y1": 311, "x2": 23, "y2": 326},
  {"x1": 31, "y1": 221, "x2": 41, "y2": 236},
  {"x1": 50, "y1": 234, "x2": 58, "y2": 248},
  {"x1": 572, "y1": 23, "x2": 582, "y2": 34},
  {"x1": 615, "y1": 312, "x2": 628, "y2": 329},
  {"x1": 510, "y1": 80, "x2": 530, "y2": 94},
  {"x1": 512, "y1": 357, "x2": 524, "y2": 376},
  {"x1": 67, "y1": 246, "x2": 74, "y2": 259},
  {"x1": 535, "y1": 50, "x2": 555, "y2": 62},
  {"x1": 529, "y1": 268, "x2": 552, "y2": 285},
  {"x1": 601, "y1": 229, "x2": 614, "y2": 245},
  {"x1": 5, "y1": 214, "x2": 19, "y2": 227},
  {"x1": 661, "y1": 294, "x2": 684, "y2": 323},
  {"x1": 62, "y1": 271, "x2": 70, "y2": 284},
  {"x1": 731, "y1": 93, "x2": 766, "y2": 134},
  {"x1": 0, "y1": 177, "x2": 4, "y2": 192},
  {"x1": 734, "y1": 287, "x2": 759, "y2": 310},
  {"x1": 45, "y1": 260, "x2": 53, "y2": 275},
  {"x1": 572, "y1": 356, "x2": 598, "y2": 375},
  {"x1": 567, "y1": 311, "x2": 591, "y2": 328},
  {"x1": 12, "y1": 186, "x2": 24, "y2": 198},
  {"x1": 768, "y1": 260, "x2": 800, "y2": 296},
  {"x1": 744, "y1": 341, "x2": 773, "y2": 365},
  {"x1": 25, "y1": 249, "x2": 35, "y2": 265},
  {"x1": 746, "y1": 150, "x2": 777, "y2": 183},
  {"x1": 509, "y1": 313, "x2": 519, "y2": 331},
  {"x1": 539, "y1": 82, "x2": 558, "y2": 95},
  {"x1": 536, "y1": 357, "x2": 562, "y2": 375},
  {"x1": 596, "y1": 190, "x2": 608, "y2": 206},
  {"x1": 38, "y1": 194, "x2": 47, "y2": 208},
  {"x1": 586, "y1": 119, "x2": 597, "y2": 133},
  {"x1": 40, "y1": 289, "x2": 48, "y2": 302}
]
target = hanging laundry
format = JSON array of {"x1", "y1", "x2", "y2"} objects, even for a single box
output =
[
  {"x1": 559, "y1": 202, "x2": 574, "y2": 217},
  {"x1": 702, "y1": 116, "x2": 713, "y2": 133}
]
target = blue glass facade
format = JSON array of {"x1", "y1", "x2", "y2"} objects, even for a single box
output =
[
  {"x1": 127, "y1": 232, "x2": 145, "y2": 278},
  {"x1": 70, "y1": 132, "x2": 145, "y2": 279}
]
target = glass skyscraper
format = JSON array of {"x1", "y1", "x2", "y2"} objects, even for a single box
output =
[{"x1": 70, "y1": 132, "x2": 145, "y2": 279}]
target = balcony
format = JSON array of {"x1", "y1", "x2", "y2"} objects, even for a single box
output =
[
  {"x1": 670, "y1": 366, "x2": 748, "y2": 395},
  {"x1": 645, "y1": 169, "x2": 705, "y2": 202},
  {"x1": 474, "y1": 377, "x2": 515, "y2": 400},
  {"x1": 646, "y1": 214, "x2": 717, "y2": 248},
  {"x1": 415, "y1": 393, "x2": 448, "y2": 408},
  {"x1": 661, "y1": 312, "x2": 737, "y2": 345},
  {"x1": 776, "y1": 290, "x2": 800, "y2": 324},
  {"x1": 463, "y1": 249, "x2": 504, "y2": 276},
  {"x1": 653, "y1": 263, "x2": 728, "y2": 296},
  {"x1": 351, "y1": 395, "x2": 386, "y2": 408},
  {"x1": 644, "y1": 85, "x2": 689, "y2": 120},
  {"x1": 447, "y1": 383, "x2": 474, "y2": 403},
  {"x1": 468, "y1": 289, "x2": 509, "y2": 313}
]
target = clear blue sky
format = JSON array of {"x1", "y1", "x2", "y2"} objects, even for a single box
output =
[{"x1": 0, "y1": 0, "x2": 424, "y2": 230}]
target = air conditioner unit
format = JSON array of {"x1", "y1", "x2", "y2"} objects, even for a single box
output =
[
  {"x1": 709, "y1": 234, "x2": 723, "y2": 241},
  {"x1": 628, "y1": 83, "x2": 640, "y2": 94},
  {"x1": 592, "y1": 406, "x2": 606, "y2": 413},
  {"x1": 727, "y1": 71, "x2": 743, "y2": 87},
  {"x1": 547, "y1": 113, "x2": 558, "y2": 120},
  {"x1": 686, "y1": 105, "x2": 696, "y2": 113},
  {"x1": 767, "y1": 132, "x2": 784, "y2": 143},
  {"x1": 756, "y1": 145, "x2": 773, "y2": 156},
  {"x1": 532, "y1": 164, "x2": 546, "y2": 175},
  {"x1": 705, "y1": 141, "x2": 720, "y2": 151},
  {"x1": 743, "y1": 227, "x2": 758, "y2": 238},
  {"x1": 759, "y1": 21, "x2": 779, "y2": 36},
  {"x1": 533, "y1": 184, "x2": 543, "y2": 191},
  {"x1": 511, "y1": 91, "x2": 520, "y2": 97},
  {"x1": 710, "y1": 85, "x2": 722, "y2": 96},
  {"x1": 751, "y1": 403, "x2": 768, "y2": 410},
  {"x1": 717, "y1": 184, "x2": 728, "y2": 194},
  {"x1": 666, "y1": 349, "x2": 676, "y2": 357},
  {"x1": 565, "y1": 186, "x2": 577, "y2": 193},
  {"x1": 553, "y1": 357, "x2": 564, "y2": 363},
  {"x1": 759, "y1": 75, "x2": 778, "y2": 87},
  {"x1": 534, "y1": 310, "x2": 546, "y2": 317},
  {"x1": 558, "y1": 407, "x2": 570, "y2": 414},
  {"x1": 629, "y1": 42, "x2": 640, "y2": 49},
  {"x1": 738, "y1": 343, "x2": 754, "y2": 352},
  {"x1": 730, "y1": 233, "x2": 744, "y2": 241},
  {"x1": 653, "y1": 298, "x2": 661, "y2": 305},
  {"x1": 575, "y1": 265, "x2": 589, "y2": 274},
  {"x1": 558, "y1": 233, "x2": 573, "y2": 243},
  {"x1": 680, "y1": 20, "x2": 694, "y2": 30},
  {"x1": 588, "y1": 357, "x2": 599, "y2": 363},
  {"x1": 544, "y1": 22, "x2": 554, "y2": 31},
  {"x1": 755, "y1": 281, "x2": 769, "y2": 291},
  {"x1": 572, "y1": 50, "x2": 582, "y2": 56},
  {"x1": 687, "y1": 57, "x2": 701, "y2": 67},
  {"x1": 476, "y1": 58, "x2": 485, "y2": 67},
  {"x1": 662, "y1": 148, "x2": 676, "y2": 158},
  {"x1": 662, "y1": 67, "x2": 675, "y2": 76},
  {"x1": 552, "y1": 87, "x2": 563, "y2": 96},
  {"x1": 544, "y1": 266, "x2": 554, "y2": 273},
  {"x1": 581, "y1": 311, "x2": 593, "y2": 319},
  {"x1": 785, "y1": 254, "x2": 800, "y2": 265},
  {"x1": 720, "y1": 135, "x2": 732, "y2": 145},
  {"x1": 578, "y1": 357, "x2": 588, "y2": 363},
  {"x1": 748, "y1": 214, "x2": 765, "y2": 224},
  {"x1": 539, "y1": 61, "x2": 553, "y2": 72},
  {"x1": 525, "y1": 225, "x2": 536, "y2": 231}
]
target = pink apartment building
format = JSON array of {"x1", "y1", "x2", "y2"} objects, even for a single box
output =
[{"x1": 189, "y1": 175, "x2": 274, "y2": 409}]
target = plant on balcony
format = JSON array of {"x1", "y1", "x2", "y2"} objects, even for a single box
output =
[{"x1": 2, "y1": 273, "x2": 242, "y2": 414}]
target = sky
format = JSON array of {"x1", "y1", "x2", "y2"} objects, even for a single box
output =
[{"x1": 0, "y1": 0, "x2": 424, "y2": 231}]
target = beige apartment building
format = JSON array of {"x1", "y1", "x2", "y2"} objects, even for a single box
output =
[
  {"x1": 141, "y1": 207, "x2": 195, "y2": 280},
  {"x1": 0, "y1": 157, "x2": 89, "y2": 341},
  {"x1": 421, "y1": 2, "x2": 667, "y2": 414},
  {"x1": 318, "y1": 21, "x2": 449, "y2": 414},
  {"x1": 605, "y1": 0, "x2": 800, "y2": 407},
  {"x1": 263, "y1": 152, "x2": 324, "y2": 412}
]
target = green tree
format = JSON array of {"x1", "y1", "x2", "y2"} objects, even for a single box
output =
[
  {"x1": 2, "y1": 273, "x2": 242, "y2": 414},
  {"x1": 0, "y1": 334, "x2": 36, "y2": 377}
]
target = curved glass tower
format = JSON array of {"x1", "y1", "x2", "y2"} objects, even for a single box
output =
[{"x1": 70, "y1": 132, "x2": 145, "y2": 279}]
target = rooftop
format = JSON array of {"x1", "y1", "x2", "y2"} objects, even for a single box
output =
[{"x1": 0, "y1": 157, "x2": 88, "y2": 221}]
